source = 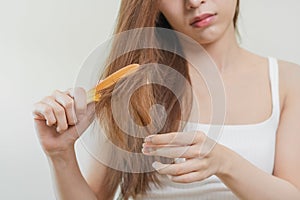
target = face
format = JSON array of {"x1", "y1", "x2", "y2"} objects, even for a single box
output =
[{"x1": 158, "y1": 0, "x2": 238, "y2": 44}]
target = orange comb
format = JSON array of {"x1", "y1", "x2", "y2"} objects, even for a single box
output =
[{"x1": 86, "y1": 64, "x2": 140, "y2": 104}]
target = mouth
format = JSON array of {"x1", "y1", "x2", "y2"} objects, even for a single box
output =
[{"x1": 190, "y1": 13, "x2": 217, "y2": 27}]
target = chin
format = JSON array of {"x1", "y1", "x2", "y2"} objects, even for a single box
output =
[
  {"x1": 197, "y1": 38, "x2": 217, "y2": 45},
  {"x1": 193, "y1": 28, "x2": 224, "y2": 45},
  {"x1": 193, "y1": 34, "x2": 219, "y2": 45}
]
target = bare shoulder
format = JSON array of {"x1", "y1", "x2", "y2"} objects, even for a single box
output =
[
  {"x1": 277, "y1": 60, "x2": 300, "y2": 106},
  {"x1": 278, "y1": 60, "x2": 300, "y2": 89}
]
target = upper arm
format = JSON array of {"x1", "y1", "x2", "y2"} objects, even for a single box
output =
[
  {"x1": 77, "y1": 142, "x2": 114, "y2": 200},
  {"x1": 273, "y1": 61, "x2": 300, "y2": 189},
  {"x1": 84, "y1": 155, "x2": 111, "y2": 200}
]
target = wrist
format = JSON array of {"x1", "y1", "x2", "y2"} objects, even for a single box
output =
[
  {"x1": 47, "y1": 147, "x2": 77, "y2": 166},
  {"x1": 215, "y1": 144, "x2": 236, "y2": 178}
]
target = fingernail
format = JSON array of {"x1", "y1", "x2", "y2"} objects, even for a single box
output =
[
  {"x1": 142, "y1": 147, "x2": 153, "y2": 154},
  {"x1": 152, "y1": 161, "x2": 162, "y2": 170},
  {"x1": 152, "y1": 161, "x2": 159, "y2": 169},
  {"x1": 144, "y1": 136, "x2": 153, "y2": 142}
]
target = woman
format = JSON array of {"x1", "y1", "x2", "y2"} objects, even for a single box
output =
[{"x1": 32, "y1": 0, "x2": 300, "y2": 199}]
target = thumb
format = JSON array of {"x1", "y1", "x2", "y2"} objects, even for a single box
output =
[{"x1": 72, "y1": 102, "x2": 96, "y2": 137}]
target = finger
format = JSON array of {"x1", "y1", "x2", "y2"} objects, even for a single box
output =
[
  {"x1": 152, "y1": 159, "x2": 203, "y2": 176},
  {"x1": 142, "y1": 143, "x2": 178, "y2": 148},
  {"x1": 66, "y1": 88, "x2": 87, "y2": 118},
  {"x1": 42, "y1": 96, "x2": 68, "y2": 132},
  {"x1": 144, "y1": 131, "x2": 205, "y2": 146},
  {"x1": 142, "y1": 144, "x2": 202, "y2": 159},
  {"x1": 32, "y1": 102, "x2": 57, "y2": 126},
  {"x1": 170, "y1": 171, "x2": 208, "y2": 183},
  {"x1": 69, "y1": 103, "x2": 96, "y2": 137},
  {"x1": 52, "y1": 90, "x2": 77, "y2": 125}
]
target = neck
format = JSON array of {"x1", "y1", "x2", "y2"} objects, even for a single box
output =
[{"x1": 201, "y1": 24, "x2": 242, "y2": 73}]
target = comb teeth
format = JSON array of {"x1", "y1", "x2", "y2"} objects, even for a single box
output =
[{"x1": 86, "y1": 64, "x2": 140, "y2": 104}]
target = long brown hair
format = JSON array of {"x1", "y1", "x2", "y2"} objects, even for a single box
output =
[{"x1": 94, "y1": 0, "x2": 240, "y2": 199}]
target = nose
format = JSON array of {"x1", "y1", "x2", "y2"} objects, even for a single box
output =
[{"x1": 185, "y1": 0, "x2": 205, "y2": 9}]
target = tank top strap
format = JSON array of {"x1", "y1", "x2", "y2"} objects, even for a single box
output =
[{"x1": 268, "y1": 57, "x2": 281, "y2": 123}]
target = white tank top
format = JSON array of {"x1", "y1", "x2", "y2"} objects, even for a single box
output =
[{"x1": 135, "y1": 57, "x2": 281, "y2": 200}]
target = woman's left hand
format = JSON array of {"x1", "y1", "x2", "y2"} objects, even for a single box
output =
[{"x1": 142, "y1": 131, "x2": 233, "y2": 183}]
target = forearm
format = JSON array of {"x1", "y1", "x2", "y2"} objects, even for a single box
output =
[
  {"x1": 47, "y1": 148, "x2": 98, "y2": 200},
  {"x1": 217, "y1": 147, "x2": 300, "y2": 200}
]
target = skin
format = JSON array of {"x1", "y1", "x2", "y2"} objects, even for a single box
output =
[
  {"x1": 141, "y1": 0, "x2": 300, "y2": 199},
  {"x1": 33, "y1": 88, "x2": 105, "y2": 200},
  {"x1": 32, "y1": 1, "x2": 300, "y2": 199}
]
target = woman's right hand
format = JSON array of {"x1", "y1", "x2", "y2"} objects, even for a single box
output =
[{"x1": 32, "y1": 88, "x2": 95, "y2": 157}]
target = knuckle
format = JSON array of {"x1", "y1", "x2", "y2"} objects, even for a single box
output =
[
  {"x1": 57, "y1": 123, "x2": 68, "y2": 132},
  {"x1": 64, "y1": 100, "x2": 74, "y2": 109},
  {"x1": 174, "y1": 167, "x2": 183, "y2": 176},
  {"x1": 42, "y1": 105, "x2": 52, "y2": 115},
  {"x1": 194, "y1": 149, "x2": 202, "y2": 158},
  {"x1": 61, "y1": 124, "x2": 68, "y2": 131},
  {"x1": 65, "y1": 88, "x2": 74, "y2": 97},
  {"x1": 55, "y1": 107, "x2": 65, "y2": 116},
  {"x1": 52, "y1": 89, "x2": 62, "y2": 96},
  {"x1": 42, "y1": 96, "x2": 54, "y2": 102},
  {"x1": 47, "y1": 119, "x2": 56, "y2": 125}
]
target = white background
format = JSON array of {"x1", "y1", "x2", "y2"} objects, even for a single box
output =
[{"x1": 0, "y1": 0, "x2": 299, "y2": 199}]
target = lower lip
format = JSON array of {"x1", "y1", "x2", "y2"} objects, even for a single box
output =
[{"x1": 191, "y1": 15, "x2": 216, "y2": 28}]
